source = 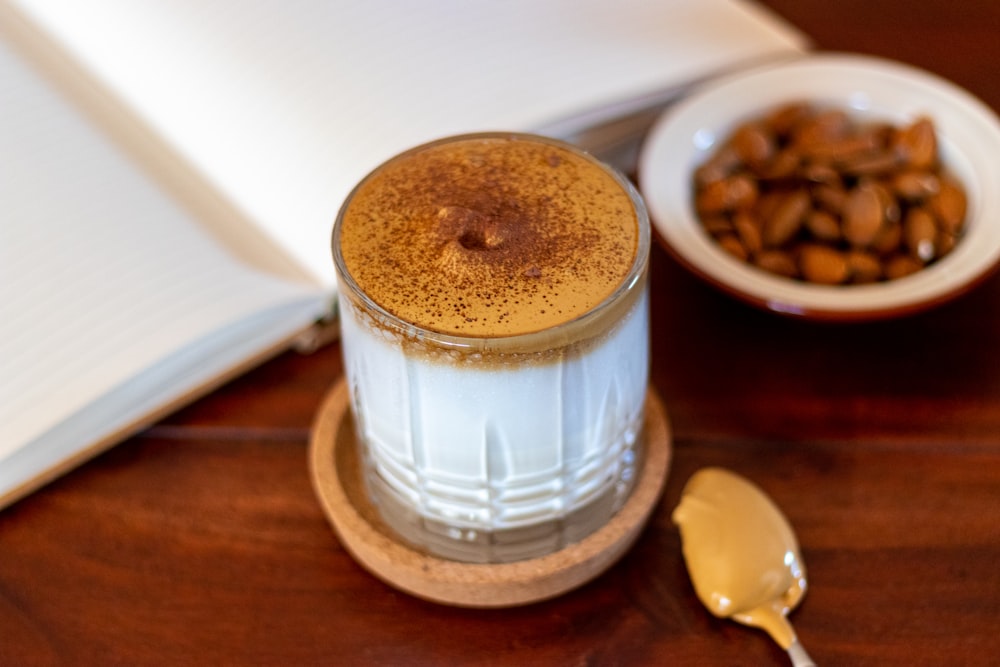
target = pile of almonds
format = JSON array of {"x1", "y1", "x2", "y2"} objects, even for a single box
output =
[{"x1": 693, "y1": 102, "x2": 968, "y2": 285}]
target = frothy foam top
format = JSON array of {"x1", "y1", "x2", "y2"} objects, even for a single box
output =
[{"x1": 337, "y1": 135, "x2": 639, "y2": 337}]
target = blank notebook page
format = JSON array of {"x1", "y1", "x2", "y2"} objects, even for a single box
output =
[{"x1": 0, "y1": 35, "x2": 322, "y2": 463}]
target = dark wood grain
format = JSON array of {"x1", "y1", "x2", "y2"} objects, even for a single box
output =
[{"x1": 4, "y1": 2, "x2": 1000, "y2": 664}]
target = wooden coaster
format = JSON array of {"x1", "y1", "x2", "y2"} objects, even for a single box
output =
[{"x1": 309, "y1": 379, "x2": 672, "y2": 608}]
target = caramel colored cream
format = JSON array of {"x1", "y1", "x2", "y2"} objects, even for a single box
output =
[
  {"x1": 337, "y1": 134, "x2": 639, "y2": 337},
  {"x1": 672, "y1": 467, "x2": 808, "y2": 650}
]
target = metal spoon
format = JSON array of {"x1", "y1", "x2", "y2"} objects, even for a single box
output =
[{"x1": 672, "y1": 467, "x2": 817, "y2": 666}]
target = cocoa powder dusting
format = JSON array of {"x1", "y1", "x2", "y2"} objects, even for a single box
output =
[{"x1": 338, "y1": 136, "x2": 638, "y2": 336}]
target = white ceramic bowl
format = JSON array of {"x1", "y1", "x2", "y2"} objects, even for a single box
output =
[{"x1": 638, "y1": 53, "x2": 1000, "y2": 321}]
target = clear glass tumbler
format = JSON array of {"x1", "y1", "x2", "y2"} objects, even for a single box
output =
[{"x1": 332, "y1": 133, "x2": 650, "y2": 563}]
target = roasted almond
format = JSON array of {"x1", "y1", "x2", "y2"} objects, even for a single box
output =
[
  {"x1": 842, "y1": 182, "x2": 885, "y2": 246},
  {"x1": 733, "y1": 211, "x2": 764, "y2": 255},
  {"x1": 792, "y1": 109, "x2": 849, "y2": 147},
  {"x1": 805, "y1": 210, "x2": 842, "y2": 242},
  {"x1": 764, "y1": 102, "x2": 813, "y2": 136},
  {"x1": 758, "y1": 148, "x2": 801, "y2": 180},
  {"x1": 845, "y1": 250, "x2": 883, "y2": 283},
  {"x1": 731, "y1": 122, "x2": 775, "y2": 168},
  {"x1": 903, "y1": 207, "x2": 939, "y2": 262},
  {"x1": 717, "y1": 233, "x2": 749, "y2": 261},
  {"x1": 693, "y1": 145, "x2": 741, "y2": 187},
  {"x1": 702, "y1": 215, "x2": 734, "y2": 236},
  {"x1": 812, "y1": 133, "x2": 881, "y2": 160},
  {"x1": 839, "y1": 150, "x2": 901, "y2": 176},
  {"x1": 891, "y1": 170, "x2": 940, "y2": 201},
  {"x1": 696, "y1": 173, "x2": 758, "y2": 214},
  {"x1": 762, "y1": 190, "x2": 810, "y2": 247},
  {"x1": 811, "y1": 183, "x2": 848, "y2": 214},
  {"x1": 871, "y1": 219, "x2": 903, "y2": 256},
  {"x1": 755, "y1": 250, "x2": 799, "y2": 278},
  {"x1": 799, "y1": 244, "x2": 849, "y2": 284},
  {"x1": 894, "y1": 117, "x2": 937, "y2": 169},
  {"x1": 930, "y1": 177, "x2": 968, "y2": 234},
  {"x1": 884, "y1": 254, "x2": 924, "y2": 280}
]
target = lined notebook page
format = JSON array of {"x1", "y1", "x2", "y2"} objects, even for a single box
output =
[
  {"x1": 0, "y1": 35, "x2": 324, "y2": 472},
  {"x1": 10, "y1": 0, "x2": 807, "y2": 286}
]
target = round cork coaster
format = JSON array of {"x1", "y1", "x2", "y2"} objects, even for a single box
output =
[{"x1": 308, "y1": 379, "x2": 671, "y2": 608}]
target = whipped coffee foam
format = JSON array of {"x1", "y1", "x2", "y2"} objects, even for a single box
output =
[
  {"x1": 337, "y1": 134, "x2": 639, "y2": 338},
  {"x1": 333, "y1": 133, "x2": 650, "y2": 562}
]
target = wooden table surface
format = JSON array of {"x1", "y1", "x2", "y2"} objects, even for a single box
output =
[{"x1": 4, "y1": 2, "x2": 1000, "y2": 664}]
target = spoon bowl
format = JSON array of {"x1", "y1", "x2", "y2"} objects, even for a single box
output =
[{"x1": 673, "y1": 467, "x2": 816, "y2": 666}]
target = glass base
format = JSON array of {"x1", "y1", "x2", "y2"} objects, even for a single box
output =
[{"x1": 364, "y1": 439, "x2": 644, "y2": 564}]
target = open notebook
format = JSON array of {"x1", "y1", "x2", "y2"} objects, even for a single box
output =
[{"x1": 0, "y1": 0, "x2": 807, "y2": 507}]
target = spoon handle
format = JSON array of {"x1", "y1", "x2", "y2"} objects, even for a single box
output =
[{"x1": 787, "y1": 640, "x2": 817, "y2": 667}]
